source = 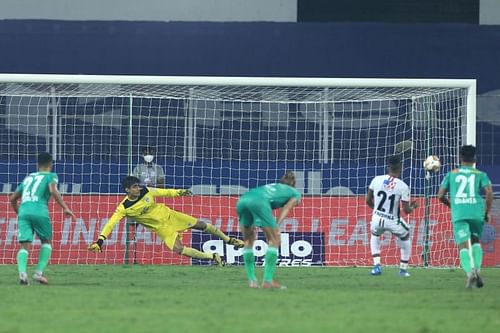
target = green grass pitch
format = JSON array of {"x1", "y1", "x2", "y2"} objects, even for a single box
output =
[{"x1": 1, "y1": 265, "x2": 499, "y2": 333}]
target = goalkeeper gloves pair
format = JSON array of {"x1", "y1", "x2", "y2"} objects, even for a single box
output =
[{"x1": 88, "y1": 235, "x2": 106, "y2": 253}]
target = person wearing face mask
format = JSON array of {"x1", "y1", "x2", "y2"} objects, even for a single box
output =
[{"x1": 132, "y1": 146, "x2": 165, "y2": 187}]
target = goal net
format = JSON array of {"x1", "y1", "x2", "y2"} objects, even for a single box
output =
[{"x1": 0, "y1": 74, "x2": 488, "y2": 267}]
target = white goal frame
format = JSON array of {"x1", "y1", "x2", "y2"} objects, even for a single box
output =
[
  {"x1": 0, "y1": 73, "x2": 476, "y2": 146},
  {"x1": 0, "y1": 74, "x2": 477, "y2": 267}
]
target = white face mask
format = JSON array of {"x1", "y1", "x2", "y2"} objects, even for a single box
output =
[{"x1": 144, "y1": 155, "x2": 154, "y2": 163}]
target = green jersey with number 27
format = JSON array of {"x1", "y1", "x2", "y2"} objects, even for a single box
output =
[
  {"x1": 440, "y1": 166, "x2": 491, "y2": 223},
  {"x1": 16, "y1": 172, "x2": 59, "y2": 217}
]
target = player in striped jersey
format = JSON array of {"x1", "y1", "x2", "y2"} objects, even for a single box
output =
[{"x1": 366, "y1": 155, "x2": 418, "y2": 277}]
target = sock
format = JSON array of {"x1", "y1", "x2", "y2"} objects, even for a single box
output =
[
  {"x1": 204, "y1": 223, "x2": 230, "y2": 243},
  {"x1": 263, "y1": 246, "x2": 279, "y2": 283},
  {"x1": 370, "y1": 235, "x2": 381, "y2": 265},
  {"x1": 243, "y1": 248, "x2": 257, "y2": 282},
  {"x1": 459, "y1": 248, "x2": 473, "y2": 276},
  {"x1": 17, "y1": 249, "x2": 29, "y2": 274},
  {"x1": 399, "y1": 238, "x2": 411, "y2": 270},
  {"x1": 181, "y1": 247, "x2": 214, "y2": 260},
  {"x1": 472, "y1": 243, "x2": 483, "y2": 272},
  {"x1": 35, "y1": 244, "x2": 52, "y2": 275}
]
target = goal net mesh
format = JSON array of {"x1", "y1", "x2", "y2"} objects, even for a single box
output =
[{"x1": 0, "y1": 78, "x2": 482, "y2": 267}]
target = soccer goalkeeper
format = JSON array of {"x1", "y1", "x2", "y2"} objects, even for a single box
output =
[{"x1": 89, "y1": 176, "x2": 243, "y2": 265}]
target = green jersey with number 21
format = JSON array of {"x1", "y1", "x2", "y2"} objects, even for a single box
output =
[
  {"x1": 16, "y1": 172, "x2": 59, "y2": 217},
  {"x1": 440, "y1": 166, "x2": 491, "y2": 223}
]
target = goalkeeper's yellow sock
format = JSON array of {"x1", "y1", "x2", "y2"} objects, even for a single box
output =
[
  {"x1": 204, "y1": 223, "x2": 230, "y2": 243},
  {"x1": 17, "y1": 249, "x2": 28, "y2": 274},
  {"x1": 181, "y1": 247, "x2": 214, "y2": 260}
]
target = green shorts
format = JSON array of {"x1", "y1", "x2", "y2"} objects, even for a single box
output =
[
  {"x1": 453, "y1": 219, "x2": 484, "y2": 245},
  {"x1": 236, "y1": 195, "x2": 277, "y2": 229},
  {"x1": 18, "y1": 214, "x2": 52, "y2": 243}
]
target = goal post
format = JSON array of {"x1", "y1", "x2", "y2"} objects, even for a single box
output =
[{"x1": 0, "y1": 74, "x2": 484, "y2": 267}]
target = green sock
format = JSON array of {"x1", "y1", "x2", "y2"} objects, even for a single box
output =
[
  {"x1": 472, "y1": 243, "x2": 483, "y2": 271},
  {"x1": 243, "y1": 248, "x2": 257, "y2": 281},
  {"x1": 17, "y1": 249, "x2": 29, "y2": 274},
  {"x1": 263, "y1": 246, "x2": 279, "y2": 283},
  {"x1": 36, "y1": 244, "x2": 52, "y2": 274},
  {"x1": 459, "y1": 248, "x2": 473, "y2": 275}
]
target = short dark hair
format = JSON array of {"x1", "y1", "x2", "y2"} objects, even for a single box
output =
[
  {"x1": 123, "y1": 176, "x2": 141, "y2": 190},
  {"x1": 141, "y1": 146, "x2": 154, "y2": 154},
  {"x1": 460, "y1": 145, "x2": 476, "y2": 163},
  {"x1": 387, "y1": 155, "x2": 402, "y2": 172},
  {"x1": 37, "y1": 152, "x2": 52, "y2": 167}
]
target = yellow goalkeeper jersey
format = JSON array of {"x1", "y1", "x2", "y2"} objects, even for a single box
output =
[{"x1": 100, "y1": 187, "x2": 182, "y2": 238}]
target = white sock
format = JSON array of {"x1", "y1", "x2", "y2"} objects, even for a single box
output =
[
  {"x1": 399, "y1": 238, "x2": 411, "y2": 269},
  {"x1": 370, "y1": 235, "x2": 381, "y2": 265}
]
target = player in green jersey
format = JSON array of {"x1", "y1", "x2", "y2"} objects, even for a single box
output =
[
  {"x1": 236, "y1": 171, "x2": 301, "y2": 289},
  {"x1": 9, "y1": 152, "x2": 76, "y2": 285},
  {"x1": 438, "y1": 145, "x2": 493, "y2": 288}
]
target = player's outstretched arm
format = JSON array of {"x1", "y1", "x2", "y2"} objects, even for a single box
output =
[
  {"x1": 149, "y1": 187, "x2": 192, "y2": 197},
  {"x1": 276, "y1": 198, "x2": 299, "y2": 225},
  {"x1": 9, "y1": 191, "x2": 22, "y2": 215},
  {"x1": 89, "y1": 208, "x2": 125, "y2": 253},
  {"x1": 89, "y1": 235, "x2": 106, "y2": 253},
  {"x1": 49, "y1": 183, "x2": 77, "y2": 220}
]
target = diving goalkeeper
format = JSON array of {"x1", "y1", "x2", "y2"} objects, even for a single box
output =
[{"x1": 89, "y1": 176, "x2": 244, "y2": 265}]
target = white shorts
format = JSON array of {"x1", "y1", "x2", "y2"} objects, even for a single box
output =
[{"x1": 370, "y1": 217, "x2": 410, "y2": 239}]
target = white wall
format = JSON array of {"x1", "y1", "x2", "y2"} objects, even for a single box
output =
[
  {"x1": 0, "y1": 0, "x2": 297, "y2": 22},
  {"x1": 480, "y1": 0, "x2": 500, "y2": 25}
]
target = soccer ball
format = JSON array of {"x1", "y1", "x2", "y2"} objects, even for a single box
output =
[{"x1": 423, "y1": 155, "x2": 441, "y2": 172}]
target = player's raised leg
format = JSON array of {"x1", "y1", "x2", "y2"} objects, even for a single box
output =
[
  {"x1": 168, "y1": 232, "x2": 224, "y2": 266},
  {"x1": 194, "y1": 220, "x2": 244, "y2": 249}
]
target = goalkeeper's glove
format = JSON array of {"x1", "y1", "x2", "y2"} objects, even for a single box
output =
[
  {"x1": 88, "y1": 235, "x2": 106, "y2": 253},
  {"x1": 178, "y1": 189, "x2": 193, "y2": 196}
]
